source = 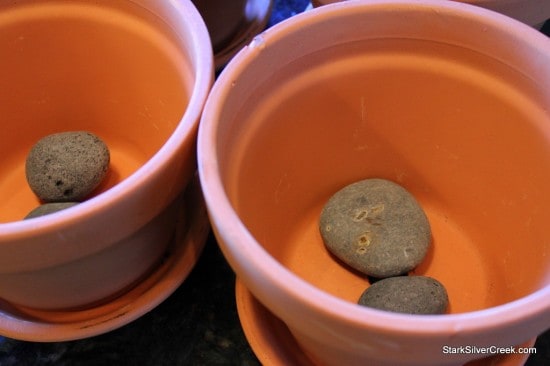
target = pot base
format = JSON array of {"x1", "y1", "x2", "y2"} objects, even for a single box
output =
[
  {"x1": 236, "y1": 280, "x2": 533, "y2": 366},
  {"x1": 0, "y1": 177, "x2": 210, "y2": 342}
]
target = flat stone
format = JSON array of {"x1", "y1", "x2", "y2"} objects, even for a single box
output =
[
  {"x1": 24, "y1": 202, "x2": 80, "y2": 219},
  {"x1": 25, "y1": 131, "x2": 110, "y2": 202},
  {"x1": 319, "y1": 178, "x2": 431, "y2": 278},
  {"x1": 358, "y1": 276, "x2": 449, "y2": 314}
]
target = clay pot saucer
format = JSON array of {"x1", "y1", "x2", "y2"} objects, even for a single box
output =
[
  {"x1": 235, "y1": 280, "x2": 535, "y2": 366},
  {"x1": 0, "y1": 178, "x2": 209, "y2": 342}
]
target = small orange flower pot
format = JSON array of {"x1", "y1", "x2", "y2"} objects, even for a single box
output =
[{"x1": 0, "y1": 0, "x2": 213, "y2": 337}]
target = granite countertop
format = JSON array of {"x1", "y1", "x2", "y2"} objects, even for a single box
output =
[{"x1": 1, "y1": 1, "x2": 549, "y2": 365}]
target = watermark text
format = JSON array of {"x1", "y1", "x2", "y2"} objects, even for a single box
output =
[{"x1": 442, "y1": 345, "x2": 536, "y2": 355}]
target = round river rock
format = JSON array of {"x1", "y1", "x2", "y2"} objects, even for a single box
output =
[
  {"x1": 24, "y1": 202, "x2": 80, "y2": 219},
  {"x1": 319, "y1": 178, "x2": 431, "y2": 278},
  {"x1": 25, "y1": 131, "x2": 110, "y2": 202},
  {"x1": 358, "y1": 276, "x2": 449, "y2": 315}
]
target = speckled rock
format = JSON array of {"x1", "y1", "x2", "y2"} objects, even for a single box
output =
[
  {"x1": 319, "y1": 178, "x2": 431, "y2": 278},
  {"x1": 25, "y1": 131, "x2": 110, "y2": 202},
  {"x1": 24, "y1": 202, "x2": 80, "y2": 219},
  {"x1": 358, "y1": 276, "x2": 448, "y2": 314}
]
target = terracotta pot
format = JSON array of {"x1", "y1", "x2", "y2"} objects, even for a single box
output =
[
  {"x1": 198, "y1": 1, "x2": 550, "y2": 365},
  {"x1": 311, "y1": 0, "x2": 341, "y2": 7},
  {"x1": 0, "y1": 0, "x2": 213, "y2": 311},
  {"x1": 192, "y1": 0, "x2": 273, "y2": 69},
  {"x1": 312, "y1": 0, "x2": 550, "y2": 28}
]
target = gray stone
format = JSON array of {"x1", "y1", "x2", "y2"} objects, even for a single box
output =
[
  {"x1": 25, "y1": 131, "x2": 110, "y2": 202},
  {"x1": 358, "y1": 276, "x2": 449, "y2": 314},
  {"x1": 319, "y1": 178, "x2": 431, "y2": 278},
  {"x1": 24, "y1": 202, "x2": 80, "y2": 219}
]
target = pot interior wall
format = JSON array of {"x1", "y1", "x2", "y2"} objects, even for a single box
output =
[
  {"x1": 0, "y1": 0, "x2": 191, "y2": 222},
  {"x1": 222, "y1": 38, "x2": 550, "y2": 314}
]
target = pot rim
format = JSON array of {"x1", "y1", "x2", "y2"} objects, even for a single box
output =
[{"x1": 198, "y1": 0, "x2": 550, "y2": 336}]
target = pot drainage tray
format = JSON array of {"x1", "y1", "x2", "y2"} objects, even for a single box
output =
[
  {"x1": 235, "y1": 280, "x2": 534, "y2": 366},
  {"x1": 0, "y1": 178, "x2": 210, "y2": 342}
]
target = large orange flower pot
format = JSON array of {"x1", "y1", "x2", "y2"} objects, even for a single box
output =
[{"x1": 199, "y1": 1, "x2": 550, "y2": 365}]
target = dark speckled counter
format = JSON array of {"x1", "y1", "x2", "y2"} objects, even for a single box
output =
[{"x1": 1, "y1": 1, "x2": 549, "y2": 365}]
